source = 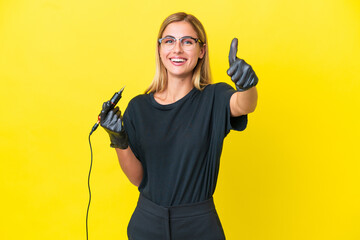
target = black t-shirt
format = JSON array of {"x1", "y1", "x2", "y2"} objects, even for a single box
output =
[{"x1": 123, "y1": 82, "x2": 247, "y2": 207}]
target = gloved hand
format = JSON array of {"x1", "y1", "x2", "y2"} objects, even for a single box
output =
[
  {"x1": 227, "y1": 38, "x2": 258, "y2": 91},
  {"x1": 99, "y1": 101, "x2": 128, "y2": 149}
]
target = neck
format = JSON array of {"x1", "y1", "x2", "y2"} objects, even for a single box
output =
[{"x1": 155, "y1": 75, "x2": 194, "y2": 104}]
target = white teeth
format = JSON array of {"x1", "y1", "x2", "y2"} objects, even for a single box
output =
[{"x1": 171, "y1": 58, "x2": 186, "y2": 62}]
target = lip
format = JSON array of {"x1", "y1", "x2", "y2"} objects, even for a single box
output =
[{"x1": 169, "y1": 57, "x2": 187, "y2": 66}]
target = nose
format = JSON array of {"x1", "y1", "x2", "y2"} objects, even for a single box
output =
[{"x1": 172, "y1": 39, "x2": 183, "y2": 53}]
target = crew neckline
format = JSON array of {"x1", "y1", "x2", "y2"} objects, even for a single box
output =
[{"x1": 149, "y1": 87, "x2": 198, "y2": 110}]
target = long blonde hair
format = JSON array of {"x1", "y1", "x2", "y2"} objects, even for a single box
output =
[{"x1": 145, "y1": 12, "x2": 212, "y2": 94}]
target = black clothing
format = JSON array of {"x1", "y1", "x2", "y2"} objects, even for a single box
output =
[
  {"x1": 127, "y1": 194, "x2": 225, "y2": 240},
  {"x1": 123, "y1": 82, "x2": 247, "y2": 207}
]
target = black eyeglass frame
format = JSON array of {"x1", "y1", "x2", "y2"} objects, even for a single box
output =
[{"x1": 158, "y1": 36, "x2": 203, "y2": 45}]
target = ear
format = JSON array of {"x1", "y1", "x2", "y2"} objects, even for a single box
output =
[{"x1": 199, "y1": 44, "x2": 206, "y2": 59}]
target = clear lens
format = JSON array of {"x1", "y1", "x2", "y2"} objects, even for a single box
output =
[
  {"x1": 163, "y1": 37, "x2": 175, "y2": 46},
  {"x1": 160, "y1": 37, "x2": 198, "y2": 50},
  {"x1": 180, "y1": 37, "x2": 196, "y2": 49}
]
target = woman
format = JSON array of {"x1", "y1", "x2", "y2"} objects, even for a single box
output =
[{"x1": 100, "y1": 12, "x2": 258, "y2": 240}]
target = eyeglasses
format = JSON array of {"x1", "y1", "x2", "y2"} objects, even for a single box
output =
[{"x1": 158, "y1": 36, "x2": 203, "y2": 51}]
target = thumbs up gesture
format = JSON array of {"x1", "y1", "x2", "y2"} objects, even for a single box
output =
[{"x1": 227, "y1": 38, "x2": 258, "y2": 91}]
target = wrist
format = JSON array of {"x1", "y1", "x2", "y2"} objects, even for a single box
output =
[{"x1": 106, "y1": 129, "x2": 129, "y2": 149}]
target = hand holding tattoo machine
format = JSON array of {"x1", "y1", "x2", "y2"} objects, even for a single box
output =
[{"x1": 89, "y1": 86, "x2": 128, "y2": 148}]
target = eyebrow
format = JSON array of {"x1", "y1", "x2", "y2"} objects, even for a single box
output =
[{"x1": 163, "y1": 35, "x2": 196, "y2": 39}]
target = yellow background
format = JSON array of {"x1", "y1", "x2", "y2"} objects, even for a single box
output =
[{"x1": 1, "y1": 0, "x2": 359, "y2": 239}]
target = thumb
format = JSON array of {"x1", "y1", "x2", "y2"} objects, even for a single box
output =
[{"x1": 228, "y1": 38, "x2": 238, "y2": 66}]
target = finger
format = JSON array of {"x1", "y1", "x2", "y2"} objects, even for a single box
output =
[
  {"x1": 110, "y1": 111, "x2": 124, "y2": 132},
  {"x1": 113, "y1": 106, "x2": 120, "y2": 114},
  {"x1": 102, "y1": 101, "x2": 112, "y2": 111},
  {"x1": 99, "y1": 101, "x2": 111, "y2": 121},
  {"x1": 111, "y1": 109, "x2": 120, "y2": 123},
  {"x1": 228, "y1": 38, "x2": 238, "y2": 66},
  {"x1": 114, "y1": 118, "x2": 123, "y2": 132},
  {"x1": 103, "y1": 107, "x2": 115, "y2": 125},
  {"x1": 237, "y1": 65, "x2": 252, "y2": 88},
  {"x1": 247, "y1": 67, "x2": 258, "y2": 87},
  {"x1": 114, "y1": 107, "x2": 121, "y2": 118},
  {"x1": 246, "y1": 72, "x2": 258, "y2": 89},
  {"x1": 227, "y1": 63, "x2": 238, "y2": 76},
  {"x1": 242, "y1": 72, "x2": 254, "y2": 89},
  {"x1": 252, "y1": 73, "x2": 259, "y2": 87},
  {"x1": 231, "y1": 61, "x2": 244, "y2": 82}
]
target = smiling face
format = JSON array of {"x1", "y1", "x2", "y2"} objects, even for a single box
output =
[{"x1": 159, "y1": 21, "x2": 206, "y2": 81}]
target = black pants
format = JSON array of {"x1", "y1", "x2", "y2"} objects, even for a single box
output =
[{"x1": 127, "y1": 194, "x2": 226, "y2": 240}]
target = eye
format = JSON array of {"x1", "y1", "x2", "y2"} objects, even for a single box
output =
[
  {"x1": 163, "y1": 38, "x2": 175, "y2": 44},
  {"x1": 181, "y1": 38, "x2": 195, "y2": 45}
]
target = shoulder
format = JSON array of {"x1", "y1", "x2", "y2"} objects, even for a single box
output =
[
  {"x1": 213, "y1": 82, "x2": 234, "y2": 91},
  {"x1": 124, "y1": 94, "x2": 149, "y2": 118},
  {"x1": 203, "y1": 82, "x2": 234, "y2": 92},
  {"x1": 202, "y1": 82, "x2": 236, "y2": 97},
  {"x1": 202, "y1": 82, "x2": 237, "y2": 109},
  {"x1": 127, "y1": 94, "x2": 149, "y2": 107}
]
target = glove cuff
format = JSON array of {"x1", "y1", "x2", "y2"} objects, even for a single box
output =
[
  {"x1": 235, "y1": 85, "x2": 253, "y2": 92},
  {"x1": 106, "y1": 129, "x2": 129, "y2": 149}
]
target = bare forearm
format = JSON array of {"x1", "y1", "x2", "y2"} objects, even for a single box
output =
[
  {"x1": 230, "y1": 87, "x2": 258, "y2": 117},
  {"x1": 115, "y1": 147, "x2": 143, "y2": 187}
]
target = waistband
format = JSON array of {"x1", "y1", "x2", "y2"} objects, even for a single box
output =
[{"x1": 137, "y1": 194, "x2": 215, "y2": 219}]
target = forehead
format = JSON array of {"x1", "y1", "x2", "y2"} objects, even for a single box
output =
[{"x1": 162, "y1": 21, "x2": 198, "y2": 38}]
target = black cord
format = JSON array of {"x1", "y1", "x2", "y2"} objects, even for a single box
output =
[
  {"x1": 87, "y1": 132, "x2": 94, "y2": 240},
  {"x1": 87, "y1": 122, "x2": 99, "y2": 239}
]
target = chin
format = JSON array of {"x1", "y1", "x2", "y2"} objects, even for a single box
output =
[{"x1": 168, "y1": 71, "x2": 193, "y2": 79}]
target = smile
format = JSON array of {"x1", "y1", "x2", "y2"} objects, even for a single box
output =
[{"x1": 170, "y1": 58, "x2": 187, "y2": 63}]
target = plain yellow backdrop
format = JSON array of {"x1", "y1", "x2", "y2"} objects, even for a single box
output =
[{"x1": 1, "y1": 0, "x2": 359, "y2": 239}]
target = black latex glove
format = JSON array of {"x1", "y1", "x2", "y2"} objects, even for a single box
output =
[
  {"x1": 227, "y1": 38, "x2": 258, "y2": 91},
  {"x1": 99, "y1": 101, "x2": 128, "y2": 149}
]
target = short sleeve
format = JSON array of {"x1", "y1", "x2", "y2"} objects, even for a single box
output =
[
  {"x1": 123, "y1": 100, "x2": 142, "y2": 161},
  {"x1": 214, "y1": 83, "x2": 247, "y2": 135}
]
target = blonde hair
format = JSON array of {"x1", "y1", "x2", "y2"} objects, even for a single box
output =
[{"x1": 145, "y1": 12, "x2": 212, "y2": 94}]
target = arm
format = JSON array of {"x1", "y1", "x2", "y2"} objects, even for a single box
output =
[
  {"x1": 99, "y1": 101, "x2": 143, "y2": 187},
  {"x1": 230, "y1": 86, "x2": 258, "y2": 117},
  {"x1": 115, "y1": 147, "x2": 143, "y2": 187}
]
